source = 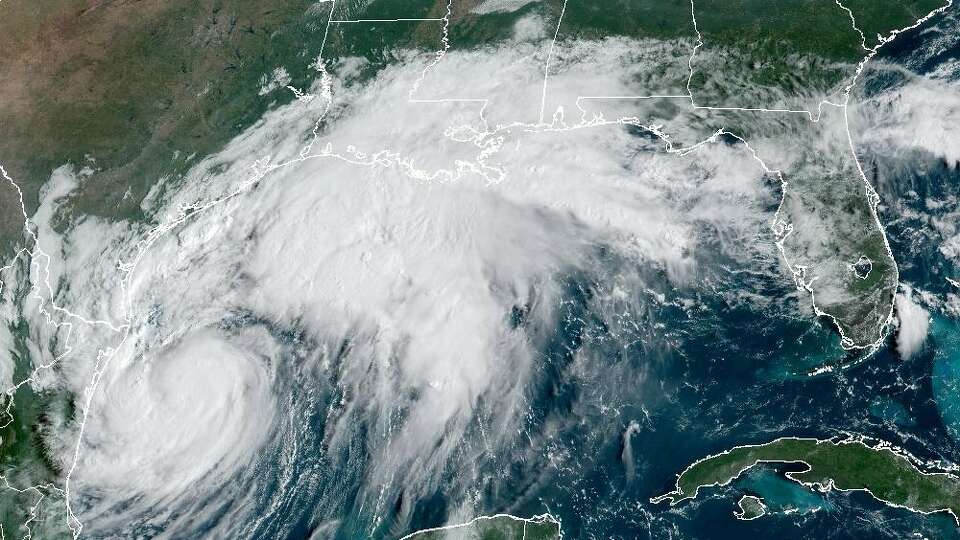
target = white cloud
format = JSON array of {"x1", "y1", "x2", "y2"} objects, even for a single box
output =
[
  {"x1": 471, "y1": 0, "x2": 540, "y2": 15},
  {"x1": 853, "y1": 74, "x2": 960, "y2": 164},
  {"x1": 258, "y1": 67, "x2": 292, "y2": 96},
  {"x1": 40, "y1": 39, "x2": 783, "y2": 536},
  {"x1": 512, "y1": 12, "x2": 547, "y2": 42},
  {"x1": 74, "y1": 330, "x2": 277, "y2": 532},
  {"x1": 895, "y1": 286, "x2": 930, "y2": 359}
]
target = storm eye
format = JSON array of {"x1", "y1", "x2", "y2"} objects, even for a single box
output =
[
  {"x1": 852, "y1": 255, "x2": 873, "y2": 280},
  {"x1": 510, "y1": 304, "x2": 530, "y2": 329}
]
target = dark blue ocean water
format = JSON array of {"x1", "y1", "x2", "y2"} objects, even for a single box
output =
[
  {"x1": 400, "y1": 6, "x2": 960, "y2": 540},
  {"x1": 195, "y1": 5, "x2": 960, "y2": 539}
]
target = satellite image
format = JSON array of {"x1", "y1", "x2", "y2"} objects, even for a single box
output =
[{"x1": 1, "y1": 0, "x2": 960, "y2": 538}]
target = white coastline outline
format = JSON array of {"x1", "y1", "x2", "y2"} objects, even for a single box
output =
[
  {"x1": 732, "y1": 494, "x2": 768, "y2": 521},
  {"x1": 650, "y1": 435, "x2": 960, "y2": 527},
  {"x1": 397, "y1": 512, "x2": 563, "y2": 540}
]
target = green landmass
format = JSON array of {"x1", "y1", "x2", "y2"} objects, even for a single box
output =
[
  {"x1": 0, "y1": 0, "x2": 335, "y2": 246},
  {"x1": 554, "y1": 0, "x2": 946, "y2": 106},
  {"x1": 688, "y1": 0, "x2": 946, "y2": 107},
  {"x1": 557, "y1": 0, "x2": 943, "y2": 58},
  {"x1": 0, "y1": 317, "x2": 74, "y2": 539},
  {"x1": 557, "y1": 0, "x2": 695, "y2": 41},
  {"x1": 0, "y1": 485, "x2": 73, "y2": 540},
  {"x1": 734, "y1": 495, "x2": 767, "y2": 520},
  {"x1": 653, "y1": 437, "x2": 960, "y2": 525},
  {"x1": 843, "y1": 0, "x2": 947, "y2": 48},
  {"x1": 402, "y1": 514, "x2": 561, "y2": 540}
]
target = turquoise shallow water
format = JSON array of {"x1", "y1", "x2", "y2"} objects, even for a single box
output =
[
  {"x1": 738, "y1": 467, "x2": 833, "y2": 516},
  {"x1": 932, "y1": 317, "x2": 960, "y2": 441}
]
